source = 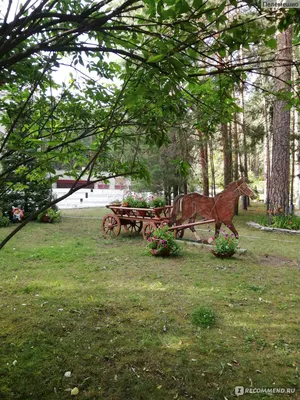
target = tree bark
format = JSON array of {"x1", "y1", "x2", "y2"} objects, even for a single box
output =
[
  {"x1": 198, "y1": 130, "x2": 209, "y2": 196},
  {"x1": 233, "y1": 111, "x2": 240, "y2": 215},
  {"x1": 222, "y1": 122, "x2": 232, "y2": 186},
  {"x1": 240, "y1": 76, "x2": 249, "y2": 210},
  {"x1": 209, "y1": 138, "x2": 216, "y2": 197},
  {"x1": 269, "y1": 26, "x2": 293, "y2": 215},
  {"x1": 264, "y1": 99, "x2": 271, "y2": 208}
]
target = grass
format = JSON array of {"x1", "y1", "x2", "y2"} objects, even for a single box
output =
[{"x1": 0, "y1": 203, "x2": 299, "y2": 399}]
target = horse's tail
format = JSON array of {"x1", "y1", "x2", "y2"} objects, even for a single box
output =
[{"x1": 169, "y1": 194, "x2": 185, "y2": 226}]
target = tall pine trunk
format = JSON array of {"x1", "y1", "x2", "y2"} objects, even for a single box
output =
[
  {"x1": 264, "y1": 99, "x2": 271, "y2": 208},
  {"x1": 234, "y1": 111, "x2": 240, "y2": 215},
  {"x1": 295, "y1": 110, "x2": 300, "y2": 209},
  {"x1": 269, "y1": 27, "x2": 293, "y2": 215},
  {"x1": 240, "y1": 77, "x2": 249, "y2": 210},
  {"x1": 198, "y1": 130, "x2": 209, "y2": 196},
  {"x1": 222, "y1": 122, "x2": 232, "y2": 186}
]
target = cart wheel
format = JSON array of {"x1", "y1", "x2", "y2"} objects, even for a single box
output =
[
  {"x1": 124, "y1": 221, "x2": 143, "y2": 234},
  {"x1": 175, "y1": 229, "x2": 184, "y2": 239},
  {"x1": 102, "y1": 214, "x2": 121, "y2": 238},
  {"x1": 142, "y1": 222, "x2": 157, "y2": 240}
]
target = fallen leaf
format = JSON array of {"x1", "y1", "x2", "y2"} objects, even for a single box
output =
[{"x1": 71, "y1": 387, "x2": 79, "y2": 395}]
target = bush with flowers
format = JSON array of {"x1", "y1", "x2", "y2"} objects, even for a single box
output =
[
  {"x1": 122, "y1": 193, "x2": 148, "y2": 208},
  {"x1": 259, "y1": 210, "x2": 300, "y2": 230},
  {"x1": 37, "y1": 208, "x2": 61, "y2": 223},
  {"x1": 211, "y1": 230, "x2": 239, "y2": 258},
  {"x1": 148, "y1": 195, "x2": 166, "y2": 208},
  {"x1": 147, "y1": 226, "x2": 182, "y2": 256},
  {"x1": 122, "y1": 193, "x2": 166, "y2": 209}
]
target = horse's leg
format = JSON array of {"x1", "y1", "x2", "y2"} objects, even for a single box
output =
[
  {"x1": 187, "y1": 215, "x2": 202, "y2": 242},
  {"x1": 224, "y1": 221, "x2": 239, "y2": 238}
]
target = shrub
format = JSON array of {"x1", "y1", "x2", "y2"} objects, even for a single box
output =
[
  {"x1": 148, "y1": 196, "x2": 166, "y2": 208},
  {"x1": 147, "y1": 225, "x2": 182, "y2": 256},
  {"x1": 0, "y1": 216, "x2": 11, "y2": 227},
  {"x1": 191, "y1": 307, "x2": 216, "y2": 328},
  {"x1": 37, "y1": 208, "x2": 61, "y2": 223},
  {"x1": 122, "y1": 194, "x2": 148, "y2": 208},
  {"x1": 211, "y1": 230, "x2": 239, "y2": 256},
  {"x1": 259, "y1": 214, "x2": 300, "y2": 230}
]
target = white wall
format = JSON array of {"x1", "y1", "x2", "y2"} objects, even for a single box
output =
[{"x1": 53, "y1": 188, "x2": 125, "y2": 209}]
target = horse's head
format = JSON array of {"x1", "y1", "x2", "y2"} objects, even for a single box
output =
[{"x1": 237, "y1": 182, "x2": 256, "y2": 199}]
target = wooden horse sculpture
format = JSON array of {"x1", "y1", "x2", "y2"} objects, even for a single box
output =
[{"x1": 169, "y1": 179, "x2": 256, "y2": 239}]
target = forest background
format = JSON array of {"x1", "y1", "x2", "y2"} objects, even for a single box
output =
[{"x1": 1, "y1": 0, "x2": 300, "y2": 248}]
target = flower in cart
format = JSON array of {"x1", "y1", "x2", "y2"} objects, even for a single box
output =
[
  {"x1": 147, "y1": 226, "x2": 182, "y2": 256},
  {"x1": 122, "y1": 193, "x2": 149, "y2": 208},
  {"x1": 148, "y1": 195, "x2": 166, "y2": 208}
]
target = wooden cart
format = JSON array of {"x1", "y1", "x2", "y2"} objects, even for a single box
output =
[{"x1": 102, "y1": 204, "x2": 215, "y2": 240}]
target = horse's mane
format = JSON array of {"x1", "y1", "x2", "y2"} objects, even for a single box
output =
[{"x1": 217, "y1": 179, "x2": 243, "y2": 194}]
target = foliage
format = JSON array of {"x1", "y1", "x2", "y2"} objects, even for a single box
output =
[
  {"x1": 0, "y1": 0, "x2": 298, "y2": 249},
  {"x1": 212, "y1": 230, "x2": 239, "y2": 255},
  {"x1": 37, "y1": 208, "x2": 61, "y2": 223},
  {"x1": 0, "y1": 182, "x2": 55, "y2": 217},
  {"x1": 122, "y1": 193, "x2": 166, "y2": 208},
  {"x1": 191, "y1": 307, "x2": 217, "y2": 328},
  {"x1": 148, "y1": 195, "x2": 166, "y2": 208},
  {"x1": 122, "y1": 194, "x2": 147, "y2": 208},
  {"x1": 147, "y1": 225, "x2": 182, "y2": 256},
  {"x1": 0, "y1": 205, "x2": 300, "y2": 398},
  {"x1": 260, "y1": 213, "x2": 300, "y2": 230},
  {"x1": 0, "y1": 216, "x2": 11, "y2": 228}
]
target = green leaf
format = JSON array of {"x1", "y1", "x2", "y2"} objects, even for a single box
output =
[
  {"x1": 265, "y1": 38, "x2": 277, "y2": 49},
  {"x1": 266, "y1": 26, "x2": 276, "y2": 35},
  {"x1": 147, "y1": 54, "x2": 165, "y2": 63},
  {"x1": 175, "y1": 0, "x2": 190, "y2": 14},
  {"x1": 216, "y1": 1, "x2": 226, "y2": 17},
  {"x1": 218, "y1": 47, "x2": 226, "y2": 58},
  {"x1": 193, "y1": 0, "x2": 203, "y2": 9}
]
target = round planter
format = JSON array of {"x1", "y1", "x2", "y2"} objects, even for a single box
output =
[
  {"x1": 150, "y1": 248, "x2": 171, "y2": 257},
  {"x1": 211, "y1": 250, "x2": 235, "y2": 259},
  {"x1": 41, "y1": 215, "x2": 52, "y2": 223}
]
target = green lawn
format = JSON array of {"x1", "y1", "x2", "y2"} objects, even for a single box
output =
[{"x1": 0, "y1": 205, "x2": 299, "y2": 399}]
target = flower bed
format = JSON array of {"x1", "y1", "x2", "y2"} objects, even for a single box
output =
[{"x1": 147, "y1": 226, "x2": 182, "y2": 257}]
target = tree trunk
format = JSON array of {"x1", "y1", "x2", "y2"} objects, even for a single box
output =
[
  {"x1": 209, "y1": 138, "x2": 216, "y2": 196},
  {"x1": 233, "y1": 112, "x2": 240, "y2": 181},
  {"x1": 222, "y1": 122, "x2": 232, "y2": 186},
  {"x1": 183, "y1": 181, "x2": 188, "y2": 195},
  {"x1": 295, "y1": 110, "x2": 300, "y2": 209},
  {"x1": 264, "y1": 99, "x2": 271, "y2": 209},
  {"x1": 233, "y1": 111, "x2": 240, "y2": 215},
  {"x1": 269, "y1": 26, "x2": 293, "y2": 215},
  {"x1": 198, "y1": 130, "x2": 209, "y2": 196},
  {"x1": 240, "y1": 75, "x2": 249, "y2": 210},
  {"x1": 291, "y1": 107, "x2": 296, "y2": 213}
]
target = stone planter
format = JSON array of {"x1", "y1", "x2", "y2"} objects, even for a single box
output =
[
  {"x1": 40, "y1": 215, "x2": 52, "y2": 223},
  {"x1": 150, "y1": 248, "x2": 171, "y2": 257},
  {"x1": 211, "y1": 250, "x2": 235, "y2": 259},
  {"x1": 150, "y1": 239, "x2": 171, "y2": 257}
]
